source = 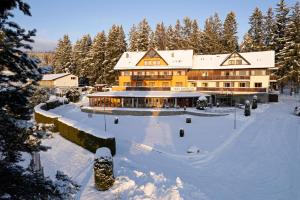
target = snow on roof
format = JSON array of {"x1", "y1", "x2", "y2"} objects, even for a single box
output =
[
  {"x1": 88, "y1": 91, "x2": 209, "y2": 98},
  {"x1": 41, "y1": 73, "x2": 71, "y2": 81},
  {"x1": 114, "y1": 50, "x2": 194, "y2": 70},
  {"x1": 114, "y1": 50, "x2": 275, "y2": 70},
  {"x1": 192, "y1": 51, "x2": 275, "y2": 69}
]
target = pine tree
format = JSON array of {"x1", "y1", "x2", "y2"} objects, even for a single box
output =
[
  {"x1": 72, "y1": 34, "x2": 92, "y2": 76},
  {"x1": 137, "y1": 19, "x2": 151, "y2": 51},
  {"x1": 182, "y1": 17, "x2": 193, "y2": 49},
  {"x1": 166, "y1": 25, "x2": 177, "y2": 50},
  {"x1": 173, "y1": 19, "x2": 184, "y2": 49},
  {"x1": 240, "y1": 33, "x2": 254, "y2": 52},
  {"x1": 85, "y1": 31, "x2": 107, "y2": 85},
  {"x1": 222, "y1": 11, "x2": 238, "y2": 53},
  {"x1": 53, "y1": 35, "x2": 73, "y2": 73},
  {"x1": 0, "y1": 1, "x2": 63, "y2": 198},
  {"x1": 203, "y1": 13, "x2": 224, "y2": 54},
  {"x1": 148, "y1": 31, "x2": 155, "y2": 49},
  {"x1": 154, "y1": 22, "x2": 167, "y2": 50},
  {"x1": 190, "y1": 19, "x2": 203, "y2": 54},
  {"x1": 105, "y1": 25, "x2": 127, "y2": 85},
  {"x1": 128, "y1": 24, "x2": 139, "y2": 51},
  {"x1": 263, "y1": 8, "x2": 276, "y2": 50},
  {"x1": 277, "y1": 2, "x2": 300, "y2": 90},
  {"x1": 247, "y1": 7, "x2": 264, "y2": 51}
]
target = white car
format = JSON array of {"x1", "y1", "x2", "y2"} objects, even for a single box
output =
[{"x1": 294, "y1": 106, "x2": 300, "y2": 116}]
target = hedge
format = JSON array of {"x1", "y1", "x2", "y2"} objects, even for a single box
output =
[{"x1": 34, "y1": 102, "x2": 116, "y2": 156}]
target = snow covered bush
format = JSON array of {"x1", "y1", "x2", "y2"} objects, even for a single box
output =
[
  {"x1": 54, "y1": 171, "x2": 80, "y2": 200},
  {"x1": 30, "y1": 88, "x2": 50, "y2": 107},
  {"x1": 94, "y1": 147, "x2": 114, "y2": 191},
  {"x1": 65, "y1": 88, "x2": 81, "y2": 103}
]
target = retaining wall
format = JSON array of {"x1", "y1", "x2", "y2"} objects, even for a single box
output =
[{"x1": 34, "y1": 102, "x2": 116, "y2": 155}]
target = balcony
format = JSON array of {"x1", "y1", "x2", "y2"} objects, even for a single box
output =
[
  {"x1": 131, "y1": 75, "x2": 172, "y2": 81},
  {"x1": 197, "y1": 87, "x2": 267, "y2": 93},
  {"x1": 188, "y1": 75, "x2": 250, "y2": 80},
  {"x1": 125, "y1": 86, "x2": 171, "y2": 91}
]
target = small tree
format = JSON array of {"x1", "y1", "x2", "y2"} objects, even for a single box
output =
[{"x1": 65, "y1": 88, "x2": 81, "y2": 103}]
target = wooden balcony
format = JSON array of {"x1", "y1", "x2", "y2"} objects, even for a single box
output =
[
  {"x1": 197, "y1": 87, "x2": 267, "y2": 93},
  {"x1": 188, "y1": 75, "x2": 250, "y2": 80},
  {"x1": 131, "y1": 75, "x2": 172, "y2": 81}
]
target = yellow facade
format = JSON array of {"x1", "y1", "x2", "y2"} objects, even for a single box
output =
[{"x1": 136, "y1": 57, "x2": 168, "y2": 66}]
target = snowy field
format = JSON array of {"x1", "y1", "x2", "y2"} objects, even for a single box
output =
[{"x1": 40, "y1": 95, "x2": 300, "y2": 200}]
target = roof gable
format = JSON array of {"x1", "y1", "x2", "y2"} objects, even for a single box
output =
[
  {"x1": 136, "y1": 48, "x2": 168, "y2": 66},
  {"x1": 220, "y1": 51, "x2": 251, "y2": 66}
]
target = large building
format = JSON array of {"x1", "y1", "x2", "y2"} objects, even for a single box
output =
[{"x1": 88, "y1": 49, "x2": 276, "y2": 107}]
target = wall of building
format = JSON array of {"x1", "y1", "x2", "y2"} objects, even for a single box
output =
[
  {"x1": 53, "y1": 75, "x2": 78, "y2": 87},
  {"x1": 39, "y1": 80, "x2": 54, "y2": 87}
]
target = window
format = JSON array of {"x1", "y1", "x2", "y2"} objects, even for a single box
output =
[
  {"x1": 235, "y1": 59, "x2": 242, "y2": 65},
  {"x1": 216, "y1": 82, "x2": 220, "y2": 87},
  {"x1": 124, "y1": 71, "x2": 131, "y2": 76},
  {"x1": 144, "y1": 61, "x2": 149, "y2": 66},
  {"x1": 148, "y1": 82, "x2": 155, "y2": 87},
  {"x1": 190, "y1": 82, "x2": 197, "y2": 87},
  {"x1": 71, "y1": 77, "x2": 76, "y2": 80},
  {"x1": 239, "y1": 82, "x2": 246, "y2": 88},
  {"x1": 255, "y1": 82, "x2": 262, "y2": 88},
  {"x1": 137, "y1": 71, "x2": 143, "y2": 76},
  {"x1": 176, "y1": 71, "x2": 182, "y2": 76},
  {"x1": 162, "y1": 82, "x2": 169, "y2": 87},
  {"x1": 228, "y1": 60, "x2": 235, "y2": 65},
  {"x1": 123, "y1": 82, "x2": 131, "y2": 87},
  {"x1": 163, "y1": 71, "x2": 169, "y2": 76},
  {"x1": 202, "y1": 82, "x2": 208, "y2": 87},
  {"x1": 238, "y1": 70, "x2": 247, "y2": 76},
  {"x1": 136, "y1": 82, "x2": 143, "y2": 87},
  {"x1": 252, "y1": 70, "x2": 265, "y2": 76},
  {"x1": 224, "y1": 82, "x2": 231, "y2": 88},
  {"x1": 155, "y1": 60, "x2": 160, "y2": 65},
  {"x1": 202, "y1": 71, "x2": 208, "y2": 76},
  {"x1": 225, "y1": 71, "x2": 230, "y2": 76},
  {"x1": 175, "y1": 82, "x2": 183, "y2": 87}
]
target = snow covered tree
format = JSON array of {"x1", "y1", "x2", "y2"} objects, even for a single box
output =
[
  {"x1": 85, "y1": 31, "x2": 107, "y2": 85},
  {"x1": 222, "y1": 11, "x2": 238, "y2": 53},
  {"x1": 30, "y1": 88, "x2": 50, "y2": 107},
  {"x1": 72, "y1": 34, "x2": 92, "y2": 76},
  {"x1": 173, "y1": 19, "x2": 184, "y2": 49},
  {"x1": 190, "y1": 19, "x2": 203, "y2": 54},
  {"x1": 181, "y1": 17, "x2": 193, "y2": 49},
  {"x1": 66, "y1": 88, "x2": 81, "y2": 102},
  {"x1": 202, "y1": 13, "x2": 224, "y2": 54},
  {"x1": 246, "y1": 7, "x2": 265, "y2": 51},
  {"x1": 154, "y1": 22, "x2": 167, "y2": 50},
  {"x1": 240, "y1": 33, "x2": 254, "y2": 52},
  {"x1": 128, "y1": 24, "x2": 139, "y2": 51},
  {"x1": 166, "y1": 25, "x2": 177, "y2": 50},
  {"x1": 136, "y1": 19, "x2": 151, "y2": 51},
  {"x1": 263, "y1": 8, "x2": 276, "y2": 50},
  {"x1": 105, "y1": 25, "x2": 126, "y2": 85},
  {"x1": 53, "y1": 35, "x2": 73, "y2": 73},
  {"x1": 277, "y1": 2, "x2": 300, "y2": 91},
  {"x1": 0, "y1": 0, "x2": 64, "y2": 198}
]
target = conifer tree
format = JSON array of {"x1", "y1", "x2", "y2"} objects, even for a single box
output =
[
  {"x1": 263, "y1": 8, "x2": 276, "y2": 50},
  {"x1": 148, "y1": 31, "x2": 155, "y2": 49},
  {"x1": 203, "y1": 13, "x2": 224, "y2": 54},
  {"x1": 166, "y1": 25, "x2": 177, "y2": 50},
  {"x1": 277, "y1": 2, "x2": 300, "y2": 90},
  {"x1": 72, "y1": 34, "x2": 92, "y2": 76},
  {"x1": 85, "y1": 31, "x2": 107, "y2": 85},
  {"x1": 128, "y1": 24, "x2": 139, "y2": 51},
  {"x1": 173, "y1": 19, "x2": 184, "y2": 49},
  {"x1": 222, "y1": 11, "x2": 238, "y2": 53},
  {"x1": 0, "y1": 1, "x2": 65, "y2": 198},
  {"x1": 105, "y1": 25, "x2": 126, "y2": 85},
  {"x1": 182, "y1": 17, "x2": 193, "y2": 49},
  {"x1": 247, "y1": 7, "x2": 264, "y2": 51},
  {"x1": 190, "y1": 19, "x2": 203, "y2": 54},
  {"x1": 136, "y1": 19, "x2": 151, "y2": 51},
  {"x1": 154, "y1": 22, "x2": 167, "y2": 50},
  {"x1": 53, "y1": 35, "x2": 73, "y2": 73}
]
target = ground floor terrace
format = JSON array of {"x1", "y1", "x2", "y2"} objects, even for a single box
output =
[{"x1": 88, "y1": 91, "x2": 209, "y2": 108}]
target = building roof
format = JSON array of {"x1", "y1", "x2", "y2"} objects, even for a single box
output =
[
  {"x1": 114, "y1": 50, "x2": 194, "y2": 70},
  {"x1": 114, "y1": 49, "x2": 275, "y2": 70},
  {"x1": 192, "y1": 50, "x2": 275, "y2": 69},
  {"x1": 41, "y1": 73, "x2": 71, "y2": 81},
  {"x1": 88, "y1": 91, "x2": 208, "y2": 98}
]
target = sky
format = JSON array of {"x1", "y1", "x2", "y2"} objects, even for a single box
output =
[{"x1": 14, "y1": 0, "x2": 298, "y2": 52}]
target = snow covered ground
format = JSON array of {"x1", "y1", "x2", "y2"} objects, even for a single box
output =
[{"x1": 40, "y1": 95, "x2": 300, "y2": 199}]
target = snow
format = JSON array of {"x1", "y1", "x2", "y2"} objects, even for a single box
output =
[
  {"x1": 39, "y1": 95, "x2": 300, "y2": 199},
  {"x1": 41, "y1": 73, "x2": 70, "y2": 81},
  {"x1": 95, "y1": 147, "x2": 112, "y2": 160}
]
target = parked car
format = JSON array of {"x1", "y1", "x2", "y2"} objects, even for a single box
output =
[{"x1": 294, "y1": 106, "x2": 300, "y2": 116}]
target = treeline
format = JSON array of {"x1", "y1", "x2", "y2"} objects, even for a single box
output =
[{"x1": 53, "y1": 0, "x2": 300, "y2": 87}]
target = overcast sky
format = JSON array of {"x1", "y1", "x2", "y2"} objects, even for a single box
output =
[{"x1": 14, "y1": 0, "x2": 298, "y2": 52}]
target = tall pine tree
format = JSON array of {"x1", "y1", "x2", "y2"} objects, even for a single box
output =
[
  {"x1": 246, "y1": 7, "x2": 264, "y2": 51},
  {"x1": 190, "y1": 19, "x2": 203, "y2": 54},
  {"x1": 263, "y1": 8, "x2": 276, "y2": 50},
  {"x1": 136, "y1": 19, "x2": 151, "y2": 51},
  {"x1": 222, "y1": 11, "x2": 238, "y2": 53},
  {"x1": 128, "y1": 24, "x2": 139, "y2": 51},
  {"x1": 53, "y1": 35, "x2": 73, "y2": 73},
  {"x1": 154, "y1": 22, "x2": 167, "y2": 50}
]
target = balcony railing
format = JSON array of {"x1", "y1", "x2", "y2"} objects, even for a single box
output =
[
  {"x1": 197, "y1": 87, "x2": 267, "y2": 93},
  {"x1": 131, "y1": 75, "x2": 172, "y2": 81},
  {"x1": 188, "y1": 75, "x2": 250, "y2": 80}
]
